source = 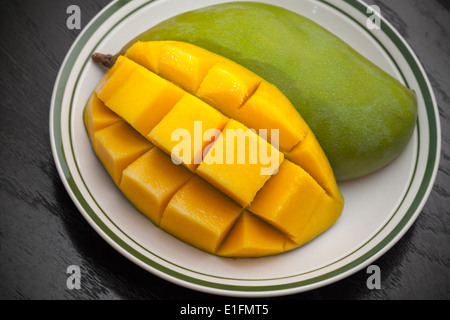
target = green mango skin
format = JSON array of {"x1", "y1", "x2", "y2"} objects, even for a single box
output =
[{"x1": 118, "y1": 2, "x2": 417, "y2": 181}]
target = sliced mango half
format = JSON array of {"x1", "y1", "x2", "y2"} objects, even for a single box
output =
[{"x1": 84, "y1": 41, "x2": 344, "y2": 258}]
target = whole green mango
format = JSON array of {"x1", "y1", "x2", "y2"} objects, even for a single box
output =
[{"x1": 116, "y1": 1, "x2": 417, "y2": 181}]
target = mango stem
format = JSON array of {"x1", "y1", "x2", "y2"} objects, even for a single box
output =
[{"x1": 92, "y1": 52, "x2": 114, "y2": 68}]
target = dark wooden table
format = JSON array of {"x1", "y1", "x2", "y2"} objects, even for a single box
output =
[{"x1": 1, "y1": 0, "x2": 449, "y2": 301}]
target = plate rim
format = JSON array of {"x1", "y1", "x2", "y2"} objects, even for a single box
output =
[{"x1": 49, "y1": 0, "x2": 441, "y2": 297}]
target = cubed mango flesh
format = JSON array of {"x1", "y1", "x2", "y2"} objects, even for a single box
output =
[
  {"x1": 160, "y1": 177, "x2": 242, "y2": 253},
  {"x1": 290, "y1": 193, "x2": 343, "y2": 246},
  {"x1": 105, "y1": 62, "x2": 185, "y2": 136},
  {"x1": 148, "y1": 94, "x2": 228, "y2": 171},
  {"x1": 84, "y1": 40, "x2": 344, "y2": 258},
  {"x1": 119, "y1": 148, "x2": 194, "y2": 224},
  {"x1": 249, "y1": 160, "x2": 326, "y2": 241},
  {"x1": 287, "y1": 131, "x2": 343, "y2": 202},
  {"x1": 94, "y1": 121, "x2": 153, "y2": 185},
  {"x1": 217, "y1": 211, "x2": 286, "y2": 258},
  {"x1": 196, "y1": 61, "x2": 261, "y2": 115},
  {"x1": 158, "y1": 42, "x2": 223, "y2": 93},
  {"x1": 197, "y1": 119, "x2": 284, "y2": 207},
  {"x1": 235, "y1": 81, "x2": 309, "y2": 152},
  {"x1": 95, "y1": 55, "x2": 139, "y2": 102},
  {"x1": 124, "y1": 41, "x2": 165, "y2": 74},
  {"x1": 84, "y1": 92, "x2": 121, "y2": 144}
]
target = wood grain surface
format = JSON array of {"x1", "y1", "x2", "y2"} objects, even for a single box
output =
[{"x1": 0, "y1": 0, "x2": 449, "y2": 300}]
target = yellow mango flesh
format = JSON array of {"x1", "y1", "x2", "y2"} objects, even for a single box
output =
[
  {"x1": 119, "y1": 147, "x2": 194, "y2": 224},
  {"x1": 249, "y1": 160, "x2": 326, "y2": 241},
  {"x1": 105, "y1": 64, "x2": 185, "y2": 137},
  {"x1": 197, "y1": 61, "x2": 262, "y2": 114},
  {"x1": 84, "y1": 92, "x2": 121, "y2": 143},
  {"x1": 85, "y1": 40, "x2": 344, "y2": 257},
  {"x1": 197, "y1": 119, "x2": 284, "y2": 207},
  {"x1": 160, "y1": 177, "x2": 242, "y2": 253},
  {"x1": 287, "y1": 131, "x2": 343, "y2": 202},
  {"x1": 148, "y1": 94, "x2": 228, "y2": 172},
  {"x1": 93, "y1": 121, "x2": 153, "y2": 185},
  {"x1": 123, "y1": 41, "x2": 165, "y2": 74},
  {"x1": 235, "y1": 81, "x2": 309, "y2": 152},
  {"x1": 157, "y1": 41, "x2": 223, "y2": 93},
  {"x1": 217, "y1": 211, "x2": 286, "y2": 258},
  {"x1": 95, "y1": 55, "x2": 138, "y2": 102},
  {"x1": 292, "y1": 193, "x2": 343, "y2": 246}
]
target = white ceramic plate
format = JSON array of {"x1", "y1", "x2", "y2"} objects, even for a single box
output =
[{"x1": 50, "y1": 0, "x2": 440, "y2": 297}]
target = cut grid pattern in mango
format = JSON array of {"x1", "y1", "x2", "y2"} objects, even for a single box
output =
[{"x1": 84, "y1": 41, "x2": 344, "y2": 258}]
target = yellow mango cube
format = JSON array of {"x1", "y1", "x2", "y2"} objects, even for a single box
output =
[
  {"x1": 158, "y1": 42, "x2": 223, "y2": 93},
  {"x1": 148, "y1": 94, "x2": 228, "y2": 171},
  {"x1": 249, "y1": 160, "x2": 326, "y2": 240},
  {"x1": 94, "y1": 122, "x2": 153, "y2": 185},
  {"x1": 119, "y1": 148, "x2": 194, "y2": 225},
  {"x1": 160, "y1": 177, "x2": 242, "y2": 254},
  {"x1": 217, "y1": 211, "x2": 286, "y2": 258},
  {"x1": 124, "y1": 41, "x2": 165, "y2": 74},
  {"x1": 197, "y1": 119, "x2": 284, "y2": 207},
  {"x1": 235, "y1": 81, "x2": 309, "y2": 152},
  {"x1": 290, "y1": 193, "x2": 344, "y2": 246},
  {"x1": 287, "y1": 131, "x2": 343, "y2": 202},
  {"x1": 197, "y1": 61, "x2": 262, "y2": 115},
  {"x1": 95, "y1": 55, "x2": 139, "y2": 102},
  {"x1": 84, "y1": 92, "x2": 121, "y2": 144},
  {"x1": 105, "y1": 64, "x2": 185, "y2": 136}
]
